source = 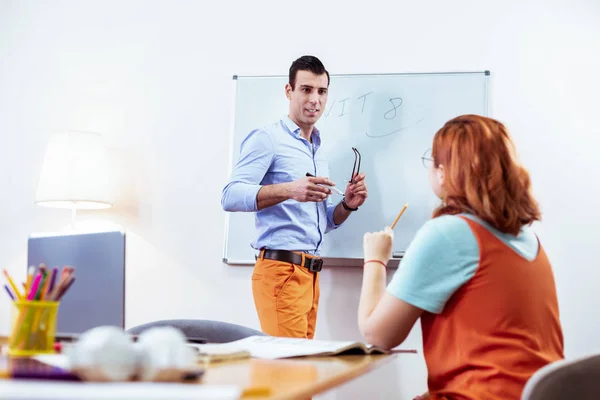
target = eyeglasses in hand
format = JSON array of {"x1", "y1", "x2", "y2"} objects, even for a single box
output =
[{"x1": 350, "y1": 147, "x2": 361, "y2": 183}]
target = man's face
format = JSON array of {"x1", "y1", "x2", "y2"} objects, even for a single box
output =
[{"x1": 286, "y1": 70, "x2": 329, "y2": 128}]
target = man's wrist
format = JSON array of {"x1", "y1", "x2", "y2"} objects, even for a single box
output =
[
  {"x1": 341, "y1": 200, "x2": 358, "y2": 212},
  {"x1": 280, "y1": 182, "x2": 294, "y2": 200}
]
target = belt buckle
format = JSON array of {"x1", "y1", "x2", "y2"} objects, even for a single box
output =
[{"x1": 307, "y1": 257, "x2": 323, "y2": 272}]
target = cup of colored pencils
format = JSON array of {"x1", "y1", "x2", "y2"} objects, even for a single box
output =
[{"x1": 4, "y1": 265, "x2": 76, "y2": 357}]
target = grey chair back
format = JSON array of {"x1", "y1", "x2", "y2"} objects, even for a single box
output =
[
  {"x1": 127, "y1": 319, "x2": 266, "y2": 343},
  {"x1": 522, "y1": 354, "x2": 600, "y2": 400}
]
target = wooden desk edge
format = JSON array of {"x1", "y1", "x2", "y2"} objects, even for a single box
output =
[{"x1": 261, "y1": 354, "x2": 398, "y2": 400}]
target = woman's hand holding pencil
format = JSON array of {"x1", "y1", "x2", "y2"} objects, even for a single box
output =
[
  {"x1": 363, "y1": 204, "x2": 409, "y2": 266},
  {"x1": 363, "y1": 227, "x2": 394, "y2": 263}
]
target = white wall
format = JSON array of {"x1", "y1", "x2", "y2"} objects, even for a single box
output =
[{"x1": 1, "y1": 0, "x2": 599, "y2": 398}]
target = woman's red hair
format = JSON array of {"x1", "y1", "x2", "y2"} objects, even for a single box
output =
[{"x1": 432, "y1": 115, "x2": 540, "y2": 235}]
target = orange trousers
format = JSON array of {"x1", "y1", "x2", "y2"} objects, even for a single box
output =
[{"x1": 251, "y1": 252, "x2": 320, "y2": 338}]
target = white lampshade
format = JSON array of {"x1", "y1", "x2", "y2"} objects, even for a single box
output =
[{"x1": 35, "y1": 131, "x2": 113, "y2": 210}]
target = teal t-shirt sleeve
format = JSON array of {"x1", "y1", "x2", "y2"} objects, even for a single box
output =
[{"x1": 386, "y1": 215, "x2": 480, "y2": 314}]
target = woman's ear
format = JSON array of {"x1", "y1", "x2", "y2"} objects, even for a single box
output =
[{"x1": 436, "y1": 164, "x2": 445, "y2": 187}]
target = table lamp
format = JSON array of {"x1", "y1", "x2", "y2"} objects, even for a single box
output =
[{"x1": 35, "y1": 131, "x2": 113, "y2": 228}]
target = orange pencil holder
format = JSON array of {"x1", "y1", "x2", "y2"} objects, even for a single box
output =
[{"x1": 8, "y1": 300, "x2": 60, "y2": 357}]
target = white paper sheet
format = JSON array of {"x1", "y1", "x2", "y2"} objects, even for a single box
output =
[{"x1": 33, "y1": 354, "x2": 71, "y2": 369}]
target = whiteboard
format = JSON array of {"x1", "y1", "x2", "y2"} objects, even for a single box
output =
[{"x1": 223, "y1": 71, "x2": 489, "y2": 265}]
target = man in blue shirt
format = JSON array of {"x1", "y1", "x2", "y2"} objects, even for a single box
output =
[{"x1": 221, "y1": 56, "x2": 368, "y2": 338}]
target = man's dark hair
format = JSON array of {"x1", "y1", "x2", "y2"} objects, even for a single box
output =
[{"x1": 289, "y1": 55, "x2": 330, "y2": 90}]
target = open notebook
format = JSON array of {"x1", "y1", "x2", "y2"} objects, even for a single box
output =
[{"x1": 192, "y1": 336, "x2": 392, "y2": 360}]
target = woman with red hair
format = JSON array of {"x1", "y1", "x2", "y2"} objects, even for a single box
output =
[{"x1": 358, "y1": 115, "x2": 564, "y2": 400}]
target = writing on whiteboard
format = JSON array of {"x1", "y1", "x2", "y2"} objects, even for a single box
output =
[{"x1": 323, "y1": 91, "x2": 423, "y2": 138}]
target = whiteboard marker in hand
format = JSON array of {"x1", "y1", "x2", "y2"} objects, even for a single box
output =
[{"x1": 305, "y1": 173, "x2": 345, "y2": 196}]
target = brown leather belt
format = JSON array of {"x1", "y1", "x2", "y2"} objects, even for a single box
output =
[{"x1": 260, "y1": 249, "x2": 323, "y2": 272}]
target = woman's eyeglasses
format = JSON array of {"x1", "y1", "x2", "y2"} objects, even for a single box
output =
[{"x1": 421, "y1": 148, "x2": 434, "y2": 169}]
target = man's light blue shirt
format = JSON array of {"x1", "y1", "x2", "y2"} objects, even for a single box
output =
[{"x1": 221, "y1": 116, "x2": 341, "y2": 254}]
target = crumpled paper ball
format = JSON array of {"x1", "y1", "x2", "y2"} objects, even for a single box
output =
[
  {"x1": 67, "y1": 326, "x2": 138, "y2": 382},
  {"x1": 134, "y1": 326, "x2": 197, "y2": 382}
]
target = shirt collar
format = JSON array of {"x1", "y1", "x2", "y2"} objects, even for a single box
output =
[{"x1": 282, "y1": 115, "x2": 321, "y2": 147}]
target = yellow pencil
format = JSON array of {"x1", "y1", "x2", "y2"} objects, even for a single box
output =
[
  {"x1": 391, "y1": 203, "x2": 409, "y2": 230},
  {"x1": 25, "y1": 266, "x2": 35, "y2": 294},
  {"x1": 3, "y1": 269, "x2": 23, "y2": 300}
]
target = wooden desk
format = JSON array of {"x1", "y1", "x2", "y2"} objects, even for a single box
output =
[
  {"x1": 0, "y1": 337, "x2": 396, "y2": 399},
  {"x1": 203, "y1": 354, "x2": 396, "y2": 399}
]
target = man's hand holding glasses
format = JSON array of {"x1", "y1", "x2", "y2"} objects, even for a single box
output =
[
  {"x1": 342, "y1": 147, "x2": 368, "y2": 211},
  {"x1": 289, "y1": 147, "x2": 368, "y2": 209}
]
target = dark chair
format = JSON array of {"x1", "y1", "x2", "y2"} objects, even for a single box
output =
[
  {"x1": 521, "y1": 354, "x2": 600, "y2": 400},
  {"x1": 126, "y1": 319, "x2": 266, "y2": 343}
]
